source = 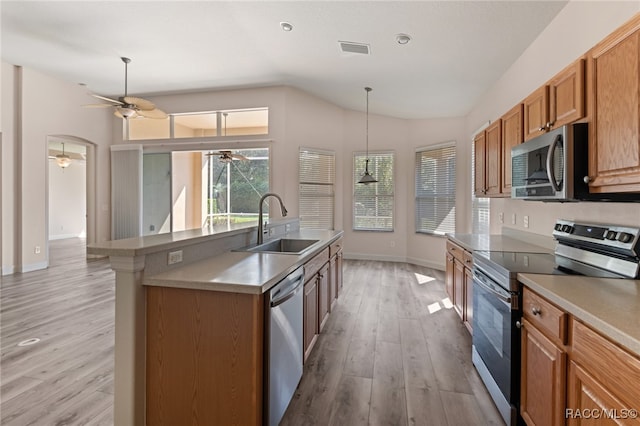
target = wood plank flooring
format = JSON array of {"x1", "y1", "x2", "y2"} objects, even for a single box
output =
[
  {"x1": 1, "y1": 238, "x2": 115, "y2": 426},
  {"x1": 1, "y1": 240, "x2": 503, "y2": 425},
  {"x1": 281, "y1": 260, "x2": 505, "y2": 426}
]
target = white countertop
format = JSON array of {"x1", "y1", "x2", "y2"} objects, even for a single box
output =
[
  {"x1": 144, "y1": 230, "x2": 343, "y2": 294},
  {"x1": 447, "y1": 233, "x2": 554, "y2": 253},
  {"x1": 518, "y1": 273, "x2": 640, "y2": 357}
]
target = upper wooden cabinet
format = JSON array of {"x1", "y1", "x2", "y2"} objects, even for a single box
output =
[
  {"x1": 523, "y1": 86, "x2": 550, "y2": 141},
  {"x1": 586, "y1": 17, "x2": 640, "y2": 193},
  {"x1": 473, "y1": 131, "x2": 487, "y2": 196},
  {"x1": 501, "y1": 104, "x2": 524, "y2": 196},
  {"x1": 523, "y1": 59, "x2": 585, "y2": 142},
  {"x1": 485, "y1": 119, "x2": 503, "y2": 196},
  {"x1": 549, "y1": 59, "x2": 585, "y2": 129}
]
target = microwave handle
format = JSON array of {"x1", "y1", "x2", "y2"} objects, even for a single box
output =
[{"x1": 546, "y1": 134, "x2": 562, "y2": 191}]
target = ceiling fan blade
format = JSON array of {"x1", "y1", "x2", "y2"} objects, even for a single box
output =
[
  {"x1": 123, "y1": 96, "x2": 155, "y2": 111},
  {"x1": 231, "y1": 154, "x2": 249, "y2": 161},
  {"x1": 83, "y1": 103, "x2": 114, "y2": 108},
  {"x1": 136, "y1": 108, "x2": 168, "y2": 119},
  {"x1": 90, "y1": 93, "x2": 123, "y2": 104}
]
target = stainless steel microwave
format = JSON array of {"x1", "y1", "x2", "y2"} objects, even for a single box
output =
[{"x1": 511, "y1": 123, "x2": 588, "y2": 201}]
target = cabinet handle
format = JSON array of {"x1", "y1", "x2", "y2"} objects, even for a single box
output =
[
  {"x1": 546, "y1": 121, "x2": 555, "y2": 130},
  {"x1": 532, "y1": 307, "x2": 541, "y2": 316},
  {"x1": 516, "y1": 321, "x2": 523, "y2": 329},
  {"x1": 538, "y1": 126, "x2": 546, "y2": 132},
  {"x1": 465, "y1": 259, "x2": 472, "y2": 264},
  {"x1": 583, "y1": 176, "x2": 592, "y2": 184}
]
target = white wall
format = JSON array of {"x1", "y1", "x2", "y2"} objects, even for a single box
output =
[
  {"x1": 466, "y1": 2, "x2": 640, "y2": 237},
  {"x1": 48, "y1": 158, "x2": 86, "y2": 240},
  {"x1": 2, "y1": 62, "x2": 113, "y2": 273}
]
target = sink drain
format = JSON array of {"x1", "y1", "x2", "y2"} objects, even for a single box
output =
[{"x1": 18, "y1": 338, "x2": 40, "y2": 347}]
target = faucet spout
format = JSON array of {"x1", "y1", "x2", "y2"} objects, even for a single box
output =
[{"x1": 257, "y1": 193, "x2": 288, "y2": 245}]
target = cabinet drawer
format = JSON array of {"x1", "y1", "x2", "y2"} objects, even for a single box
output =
[
  {"x1": 463, "y1": 250, "x2": 473, "y2": 269},
  {"x1": 571, "y1": 319, "x2": 640, "y2": 410},
  {"x1": 522, "y1": 288, "x2": 567, "y2": 344},
  {"x1": 446, "y1": 240, "x2": 466, "y2": 263},
  {"x1": 330, "y1": 238, "x2": 343, "y2": 257},
  {"x1": 304, "y1": 247, "x2": 329, "y2": 282}
]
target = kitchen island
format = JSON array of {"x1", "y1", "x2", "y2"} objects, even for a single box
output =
[{"x1": 88, "y1": 220, "x2": 343, "y2": 426}]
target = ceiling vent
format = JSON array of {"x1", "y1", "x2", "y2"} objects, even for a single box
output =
[{"x1": 338, "y1": 41, "x2": 370, "y2": 55}]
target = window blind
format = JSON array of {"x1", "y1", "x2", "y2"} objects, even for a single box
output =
[
  {"x1": 415, "y1": 143, "x2": 456, "y2": 235},
  {"x1": 353, "y1": 152, "x2": 394, "y2": 231},
  {"x1": 299, "y1": 148, "x2": 335, "y2": 230}
]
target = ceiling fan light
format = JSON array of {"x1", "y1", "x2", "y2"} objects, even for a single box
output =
[
  {"x1": 119, "y1": 106, "x2": 136, "y2": 118},
  {"x1": 56, "y1": 154, "x2": 72, "y2": 168}
]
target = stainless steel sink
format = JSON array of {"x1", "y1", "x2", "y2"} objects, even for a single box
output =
[{"x1": 240, "y1": 238, "x2": 319, "y2": 254}]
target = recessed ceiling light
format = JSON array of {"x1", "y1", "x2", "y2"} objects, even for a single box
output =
[
  {"x1": 280, "y1": 22, "x2": 293, "y2": 32},
  {"x1": 396, "y1": 33, "x2": 412, "y2": 45}
]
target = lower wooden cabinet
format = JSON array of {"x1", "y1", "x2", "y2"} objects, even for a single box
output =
[
  {"x1": 453, "y1": 258, "x2": 465, "y2": 317},
  {"x1": 303, "y1": 278, "x2": 319, "y2": 361},
  {"x1": 520, "y1": 287, "x2": 640, "y2": 426},
  {"x1": 520, "y1": 318, "x2": 566, "y2": 426},
  {"x1": 464, "y1": 267, "x2": 473, "y2": 334},
  {"x1": 317, "y1": 262, "x2": 330, "y2": 332},
  {"x1": 445, "y1": 238, "x2": 473, "y2": 334}
]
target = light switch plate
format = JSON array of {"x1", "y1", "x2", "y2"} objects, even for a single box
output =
[
  {"x1": 168, "y1": 250, "x2": 183, "y2": 265},
  {"x1": 524, "y1": 215, "x2": 529, "y2": 228}
]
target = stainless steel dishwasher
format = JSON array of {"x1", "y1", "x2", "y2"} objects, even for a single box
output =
[{"x1": 265, "y1": 266, "x2": 305, "y2": 426}]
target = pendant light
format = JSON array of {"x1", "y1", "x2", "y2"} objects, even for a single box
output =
[
  {"x1": 56, "y1": 143, "x2": 72, "y2": 169},
  {"x1": 358, "y1": 87, "x2": 378, "y2": 184}
]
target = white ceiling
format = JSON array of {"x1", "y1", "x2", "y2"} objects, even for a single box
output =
[{"x1": 1, "y1": 1, "x2": 567, "y2": 119}]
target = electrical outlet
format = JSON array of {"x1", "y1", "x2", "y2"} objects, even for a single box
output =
[
  {"x1": 511, "y1": 213, "x2": 517, "y2": 225},
  {"x1": 524, "y1": 215, "x2": 529, "y2": 228},
  {"x1": 34, "y1": 246, "x2": 41, "y2": 254},
  {"x1": 390, "y1": 241, "x2": 396, "y2": 248},
  {"x1": 168, "y1": 250, "x2": 183, "y2": 265},
  {"x1": 499, "y1": 212, "x2": 504, "y2": 224},
  {"x1": 285, "y1": 223, "x2": 291, "y2": 232}
]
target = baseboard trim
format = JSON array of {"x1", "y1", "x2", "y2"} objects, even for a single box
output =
[
  {"x1": 406, "y1": 256, "x2": 445, "y2": 271},
  {"x1": 20, "y1": 261, "x2": 48, "y2": 273},
  {"x1": 2, "y1": 265, "x2": 16, "y2": 276},
  {"x1": 343, "y1": 252, "x2": 407, "y2": 263}
]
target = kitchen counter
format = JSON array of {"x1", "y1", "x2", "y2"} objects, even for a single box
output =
[
  {"x1": 518, "y1": 273, "x2": 640, "y2": 357},
  {"x1": 144, "y1": 229, "x2": 342, "y2": 294},
  {"x1": 447, "y1": 233, "x2": 554, "y2": 253}
]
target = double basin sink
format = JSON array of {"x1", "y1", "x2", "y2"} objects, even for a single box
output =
[{"x1": 237, "y1": 238, "x2": 319, "y2": 255}]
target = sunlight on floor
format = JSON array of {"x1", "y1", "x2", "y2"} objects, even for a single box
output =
[
  {"x1": 414, "y1": 272, "x2": 436, "y2": 285},
  {"x1": 427, "y1": 297, "x2": 454, "y2": 314}
]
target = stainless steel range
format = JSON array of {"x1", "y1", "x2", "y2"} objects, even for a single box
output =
[{"x1": 471, "y1": 219, "x2": 640, "y2": 426}]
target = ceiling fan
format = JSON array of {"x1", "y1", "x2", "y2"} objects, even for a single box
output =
[
  {"x1": 86, "y1": 57, "x2": 167, "y2": 120},
  {"x1": 206, "y1": 150, "x2": 248, "y2": 163}
]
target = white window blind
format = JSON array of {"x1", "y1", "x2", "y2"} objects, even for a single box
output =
[
  {"x1": 415, "y1": 143, "x2": 456, "y2": 235},
  {"x1": 471, "y1": 135, "x2": 490, "y2": 234},
  {"x1": 353, "y1": 152, "x2": 394, "y2": 231},
  {"x1": 299, "y1": 148, "x2": 335, "y2": 230}
]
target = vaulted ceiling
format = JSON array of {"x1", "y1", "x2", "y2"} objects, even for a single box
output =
[{"x1": 1, "y1": 1, "x2": 567, "y2": 119}]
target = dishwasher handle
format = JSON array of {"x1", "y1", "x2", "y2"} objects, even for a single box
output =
[{"x1": 271, "y1": 268, "x2": 304, "y2": 307}]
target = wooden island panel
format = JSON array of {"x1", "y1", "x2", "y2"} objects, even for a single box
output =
[{"x1": 146, "y1": 286, "x2": 264, "y2": 426}]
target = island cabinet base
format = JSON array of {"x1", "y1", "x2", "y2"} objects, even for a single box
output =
[{"x1": 146, "y1": 286, "x2": 264, "y2": 426}]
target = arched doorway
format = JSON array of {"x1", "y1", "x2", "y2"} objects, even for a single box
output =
[{"x1": 46, "y1": 135, "x2": 97, "y2": 263}]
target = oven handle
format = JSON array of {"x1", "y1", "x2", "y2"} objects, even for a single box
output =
[
  {"x1": 546, "y1": 133, "x2": 562, "y2": 191},
  {"x1": 472, "y1": 270, "x2": 512, "y2": 306}
]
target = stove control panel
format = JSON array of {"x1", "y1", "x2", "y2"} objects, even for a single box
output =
[{"x1": 553, "y1": 219, "x2": 640, "y2": 257}]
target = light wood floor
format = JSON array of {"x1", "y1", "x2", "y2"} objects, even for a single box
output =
[{"x1": 1, "y1": 239, "x2": 503, "y2": 425}]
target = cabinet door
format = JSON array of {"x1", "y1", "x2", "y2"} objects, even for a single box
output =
[
  {"x1": 303, "y1": 279, "x2": 318, "y2": 362},
  {"x1": 329, "y1": 255, "x2": 337, "y2": 311},
  {"x1": 445, "y1": 253, "x2": 455, "y2": 301},
  {"x1": 587, "y1": 24, "x2": 640, "y2": 193},
  {"x1": 335, "y1": 250, "x2": 343, "y2": 296},
  {"x1": 549, "y1": 58, "x2": 585, "y2": 129},
  {"x1": 317, "y1": 263, "x2": 330, "y2": 332},
  {"x1": 501, "y1": 104, "x2": 523, "y2": 196},
  {"x1": 567, "y1": 361, "x2": 640, "y2": 425},
  {"x1": 463, "y1": 266, "x2": 473, "y2": 335},
  {"x1": 473, "y1": 131, "x2": 487, "y2": 196},
  {"x1": 485, "y1": 119, "x2": 503, "y2": 196},
  {"x1": 521, "y1": 319, "x2": 566, "y2": 426},
  {"x1": 523, "y1": 85, "x2": 550, "y2": 141},
  {"x1": 453, "y1": 259, "x2": 464, "y2": 319}
]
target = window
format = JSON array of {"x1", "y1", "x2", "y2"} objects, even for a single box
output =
[
  {"x1": 415, "y1": 143, "x2": 456, "y2": 235},
  {"x1": 299, "y1": 148, "x2": 335, "y2": 230},
  {"x1": 203, "y1": 148, "x2": 269, "y2": 227},
  {"x1": 353, "y1": 152, "x2": 394, "y2": 231}
]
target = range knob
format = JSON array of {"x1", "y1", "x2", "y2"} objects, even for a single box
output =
[
  {"x1": 605, "y1": 230, "x2": 617, "y2": 240},
  {"x1": 617, "y1": 232, "x2": 633, "y2": 243},
  {"x1": 561, "y1": 224, "x2": 574, "y2": 233},
  {"x1": 554, "y1": 223, "x2": 563, "y2": 231}
]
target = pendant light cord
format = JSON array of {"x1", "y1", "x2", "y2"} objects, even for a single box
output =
[{"x1": 365, "y1": 87, "x2": 371, "y2": 160}]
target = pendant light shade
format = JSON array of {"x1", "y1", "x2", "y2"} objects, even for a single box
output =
[
  {"x1": 56, "y1": 143, "x2": 72, "y2": 169},
  {"x1": 358, "y1": 87, "x2": 378, "y2": 184}
]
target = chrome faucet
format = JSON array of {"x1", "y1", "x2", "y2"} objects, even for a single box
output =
[{"x1": 257, "y1": 193, "x2": 288, "y2": 245}]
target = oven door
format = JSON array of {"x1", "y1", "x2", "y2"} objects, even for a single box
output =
[{"x1": 472, "y1": 267, "x2": 519, "y2": 404}]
